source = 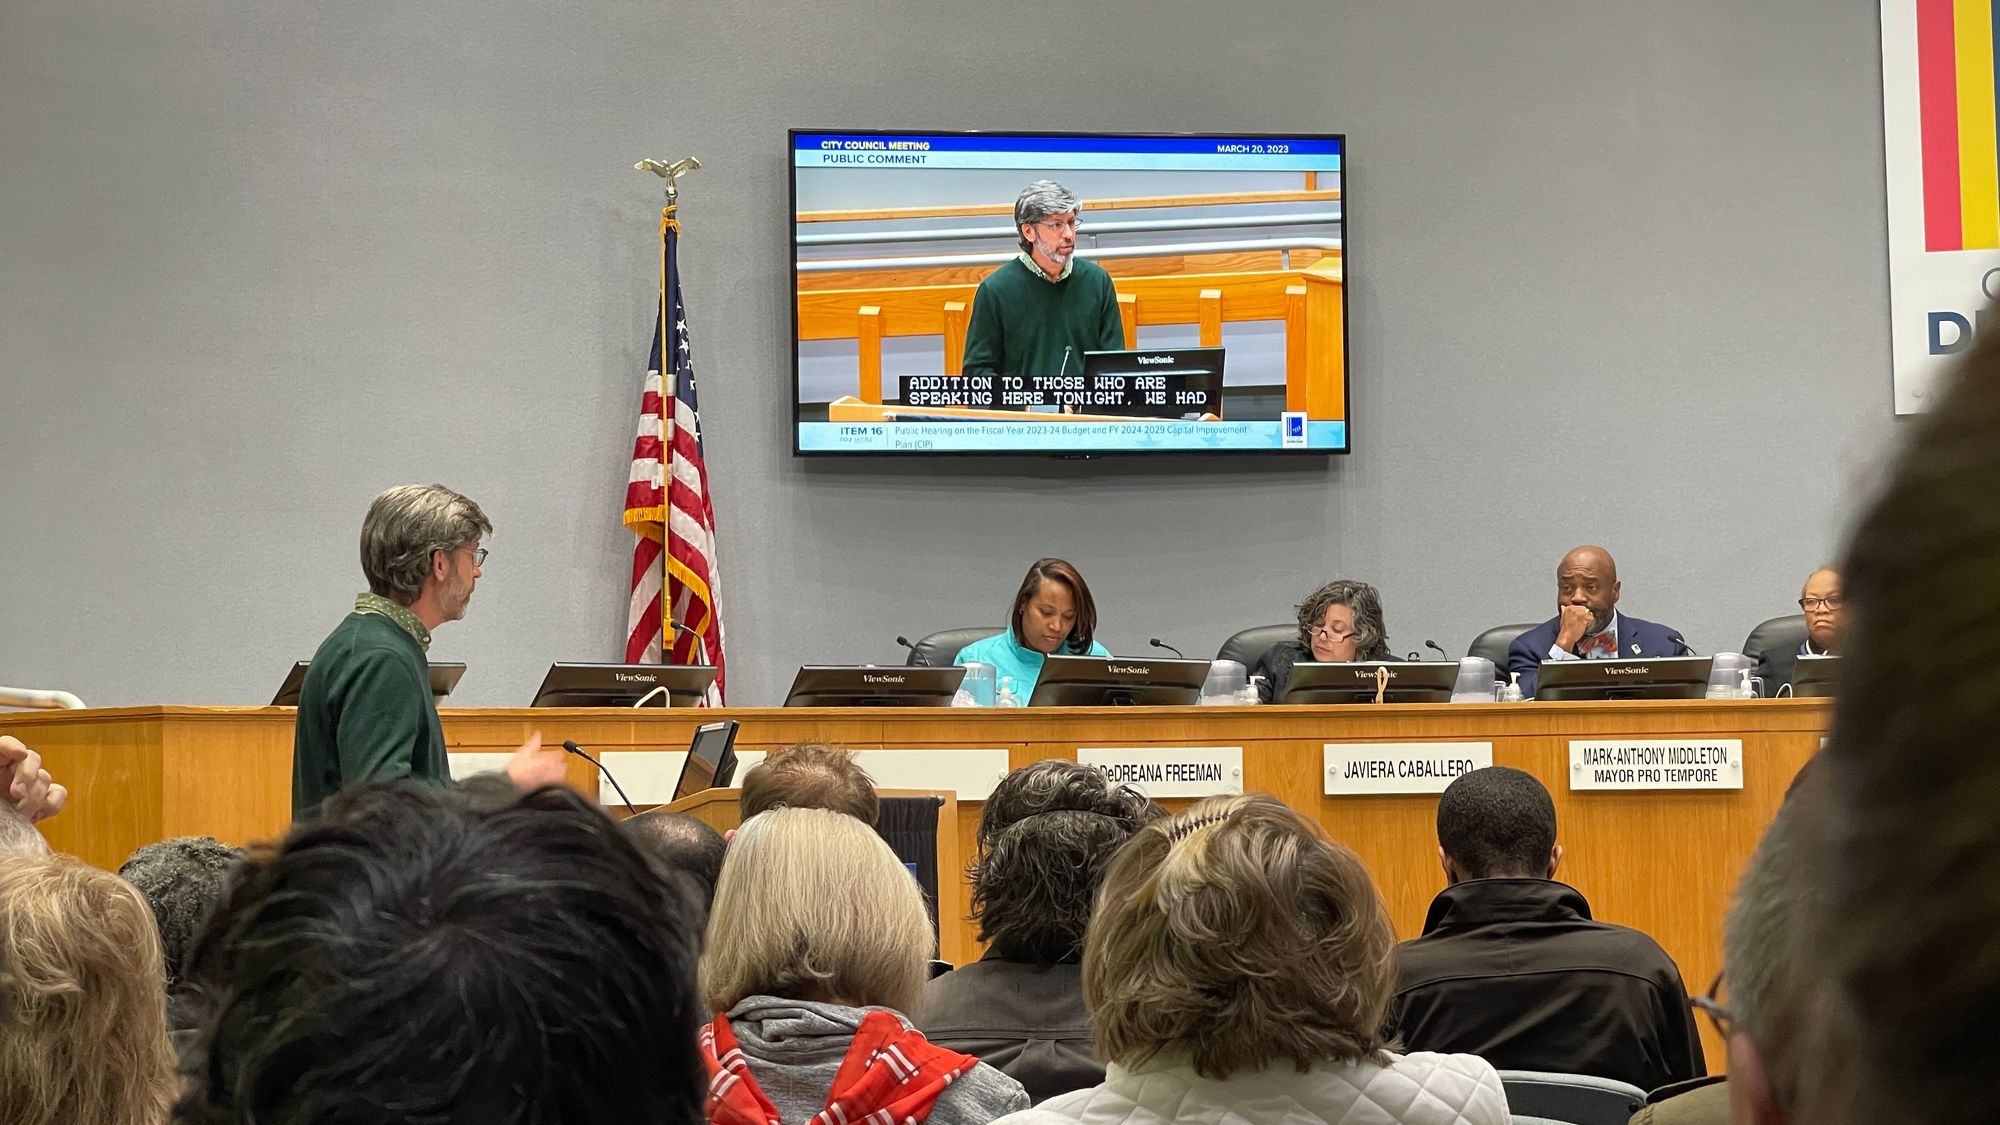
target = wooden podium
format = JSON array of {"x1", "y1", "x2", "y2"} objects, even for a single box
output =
[{"x1": 663, "y1": 787, "x2": 967, "y2": 964}]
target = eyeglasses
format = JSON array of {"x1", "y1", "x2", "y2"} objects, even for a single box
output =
[
  {"x1": 1035, "y1": 217, "x2": 1081, "y2": 234},
  {"x1": 1798, "y1": 596, "x2": 1843, "y2": 612},
  {"x1": 1689, "y1": 971, "x2": 1733, "y2": 1040},
  {"x1": 1307, "y1": 624, "x2": 1359, "y2": 643},
  {"x1": 463, "y1": 546, "x2": 489, "y2": 566}
]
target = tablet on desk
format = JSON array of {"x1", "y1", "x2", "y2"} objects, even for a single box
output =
[{"x1": 672, "y1": 720, "x2": 739, "y2": 802}]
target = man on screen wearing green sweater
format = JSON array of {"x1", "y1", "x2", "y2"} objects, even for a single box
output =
[
  {"x1": 961, "y1": 180, "x2": 1124, "y2": 383},
  {"x1": 292, "y1": 483, "x2": 557, "y2": 818}
]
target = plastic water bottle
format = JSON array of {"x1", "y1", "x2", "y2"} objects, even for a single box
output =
[{"x1": 995, "y1": 676, "x2": 1023, "y2": 708}]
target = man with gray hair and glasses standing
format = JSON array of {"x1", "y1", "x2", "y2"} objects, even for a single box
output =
[
  {"x1": 961, "y1": 179, "x2": 1124, "y2": 382},
  {"x1": 292, "y1": 484, "x2": 557, "y2": 817}
]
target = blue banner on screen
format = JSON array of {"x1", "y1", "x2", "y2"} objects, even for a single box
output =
[{"x1": 791, "y1": 129, "x2": 1349, "y2": 457}]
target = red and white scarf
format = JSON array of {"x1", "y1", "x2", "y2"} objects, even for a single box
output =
[{"x1": 701, "y1": 1010, "x2": 978, "y2": 1125}]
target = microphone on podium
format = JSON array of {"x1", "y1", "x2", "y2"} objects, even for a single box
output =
[
  {"x1": 1425, "y1": 640, "x2": 1450, "y2": 660},
  {"x1": 669, "y1": 621, "x2": 708, "y2": 665},
  {"x1": 895, "y1": 635, "x2": 930, "y2": 666},
  {"x1": 1668, "y1": 631, "x2": 1697, "y2": 656},
  {"x1": 561, "y1": 740, "x2": 637, "y2": 816},
  {"x1": 1149, "y1": 638, "x2": 1186, "y2": 659}
]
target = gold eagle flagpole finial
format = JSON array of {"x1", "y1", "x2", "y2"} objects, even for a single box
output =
[{"x1": 635, "y1": 156, "x2": 701, "y2": 208}]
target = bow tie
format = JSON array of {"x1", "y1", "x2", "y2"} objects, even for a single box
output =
[{"x1": 1578, "y1": 631, "x2": 1617, "y2": 658}]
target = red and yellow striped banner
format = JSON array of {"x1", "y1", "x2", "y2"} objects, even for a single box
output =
[{"x1": 1919, "y1": 0, "x2": 2000, "y2": 250}]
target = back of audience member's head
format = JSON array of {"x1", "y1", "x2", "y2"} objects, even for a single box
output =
[
  {"x1": 1722, "y1": 764, "x2": 1823, "y2": 1125},
  {"x1": 621, "y1": 810, "x2": 726, "y2": 909},
  {"x1": 119, "y1": 836, "x2": 244, "y2": 993},
  {"x1": 971, "y1": 759, "x2": 1159, "y2": 962},
  {"x1": 0, "y1": 800, "x2": 47, "y2": 857},
  {"x1": 1805, "y1": 301, "x2": 2000, "y2": 1125},
  {"x1": 702, "y1": 806, "x2": 930, "y2": 1015},
  {"x1": 0, "y1": 855, "x2": 176, "y2": 1125},
  {"x1": 1435, "y1": 766, "x2": 1559, "y2": 880},
  {"x1": 738, "y1": 741, "x2": 879, "y2": 825},
  {"x1": 1084, "y1": 794, "x2": 1395, "y2": 1080},
  {"x1": 175, "y1": 781, "x2": 705, "y2": 1125}
]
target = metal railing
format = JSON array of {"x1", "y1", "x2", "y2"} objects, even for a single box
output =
[{"x1": 0, "y1": 687, "x2": 88, "y2": 710}]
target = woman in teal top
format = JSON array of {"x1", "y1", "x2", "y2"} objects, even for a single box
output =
[{"x1": 953, "y1": 558, "x2": 1110, "y2": 700}]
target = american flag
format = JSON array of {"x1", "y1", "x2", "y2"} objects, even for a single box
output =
[{"x1": 624, "y1": 212, "x2": 725, "y2": 703}]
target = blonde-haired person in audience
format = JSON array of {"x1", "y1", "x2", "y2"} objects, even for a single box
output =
[
  {"x1": 0, "y1": 855, "x2": 177, "y2": 1125},
  {"x1": 700, "y1": 807, "x2": 1029, "y2": 1125},
  {"x1": 992, "y1": 795, "x2": 1508, "y2": 1125}
]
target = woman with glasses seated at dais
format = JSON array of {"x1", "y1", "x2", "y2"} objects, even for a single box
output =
[{"x1": 1253, "y1": 580, "x2": 1396, "y2": 703}]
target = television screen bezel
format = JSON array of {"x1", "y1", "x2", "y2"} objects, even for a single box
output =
[
  {"x1": 1025, "y1": 654, "x2": 1213, "y2": 707},
  {"x1": 528, "y1": 662, "x2": 717, "y2": 708},
  {"x1": 1788, "y1": 653, "x2": 1840, "y2": 698},
  {"x1": 781, "y1": 665, "x2": 967, "y2": 707},
  {"x1": 272, "y1": 661, "x2": 465, "y2": 707},
  {"x1": 1279, "y1": 660, "x2": 1458, "y2": 705},
  {"x1": 788, "y1": 127, "x2": 1351, "y2": 460},
  {"x1": 1533, "y1": 656, "x2": 1715, "y2": 702}
]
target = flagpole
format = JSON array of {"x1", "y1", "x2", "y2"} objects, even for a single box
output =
[{"x1": 631, "y1": 155, "x2": 703, "y2": 670}]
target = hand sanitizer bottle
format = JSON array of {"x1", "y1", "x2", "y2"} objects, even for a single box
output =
[
  {"x1": 1498, "y1": 672, "x2": 1525, "y2": 703},
  {"x1": 995, "y1": 676, "x2": 1022, "y2": 708}
]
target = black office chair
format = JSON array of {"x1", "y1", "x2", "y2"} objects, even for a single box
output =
[
  {"x1": 1742, "y1": 613, "x2": 1809, "y2": 697},
  {"x1": 1215, "y1": 623, "x2": 1295, "y2": 669},
  {"x1": 905, "y1": 626, "x2": 1001, "y2": 667},
  {"x1": 1469, "y1": 622, "x2": 1541, "y2": 670},
  {"x1": 1497, "y1": 1071, "x2": 1646, "y2": 1125}
]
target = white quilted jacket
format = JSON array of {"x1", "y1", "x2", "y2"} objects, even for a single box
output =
[{"x1": 987, "y1": 1052, "x2": 1508, "y2": 1125}]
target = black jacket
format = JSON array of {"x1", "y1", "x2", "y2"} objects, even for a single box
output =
[
  {"x1": 1387, "y1": 879, "x2": 1706, "y2": 1093},
  {"x1": 913, "y1": 954, "x2": 1100, "y2": 1105}
]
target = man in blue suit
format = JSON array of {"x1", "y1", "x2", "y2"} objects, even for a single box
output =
[{"x1": 1507, "y1": 545, "x2": 1689, "y2": 699}]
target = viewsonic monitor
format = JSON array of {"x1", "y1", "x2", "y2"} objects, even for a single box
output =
[
  {"x1": 1788, "y1": 653, "x2": 1841, "y2": 698},
  {"x1": 791, "y1": 129, "x2": 1348, "y2": 456},
  {"x1": 530, "y1": 663, "x2": 717, "y2": 708},
  {"x1": 782, "y1": 665, "x2": 965, "y2": 707},
  {"x1": 1534, "y1": 656, "x2": 1714, "y2": 702},
  {"x1": 1280, "y1": 661, "x2": 1456, "y2": 705},
  {"x1": 272, "y1": 662, "x2": 464, "y2": 707},
  {"x1": 672, "y1": 720, "x2": 740, "y2": 802},
  {"x1": 1026, "y1": 655, "x2": 1210, "y2": 707}
]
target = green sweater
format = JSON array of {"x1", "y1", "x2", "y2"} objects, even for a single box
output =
[
  {"x1": 291, "y1": 610, "x2": 447, "y2": 817},
  {"x1": 961, "y1": 257, "x2": 1124, "y2": 380}
]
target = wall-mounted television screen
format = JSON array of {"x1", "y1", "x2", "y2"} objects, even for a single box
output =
[{"x1": 791, "y1": 130, "x2": 1347, "y2": 456}]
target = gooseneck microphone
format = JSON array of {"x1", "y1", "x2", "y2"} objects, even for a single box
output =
[
  {"x1": 1425, "y1": 640, "x2": 1450, "y2": 660},
  {"x1": 1668, "y1": 632, "x2": 1698, "y2": 656},
  {"x1": 669, "y1": 621, "x2": 709, "y2": 665},
  {"x1": 1149, "y1": 638, "x2": 1185, "y2": 659},
  {"x1": 895, "y1": 635, "x2": 931, "y2": 666},
  {"x1": 562, "y1": 740, "x2": 637, "y2": 816}
]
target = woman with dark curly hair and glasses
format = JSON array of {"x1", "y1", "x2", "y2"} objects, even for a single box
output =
[
  {"x1": 1254, "y1": 579, "x2": 1396, "y2": 703},
  {"x1": 916, "y1": 761, "x2": 1161, "y2": 1103}
]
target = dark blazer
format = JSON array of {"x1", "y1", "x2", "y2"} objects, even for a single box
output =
[
  {"x1": 1388, "y1": 879, "x2": 1706, "y2": 1093},
  {"x1": 1507, "y1": 613, "x2": 1690, "y2": 699},
  {"x1": 914, "y1": 955, "x2": 1100, "y2": 1104},
  {"x1": 1253, "y1": 639, "x2": 1400, "y2": 703}
]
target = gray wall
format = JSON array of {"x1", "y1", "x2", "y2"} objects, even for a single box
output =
[{"x1": 1, "y1": 0, "x2": 1897, "y2": 708}]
